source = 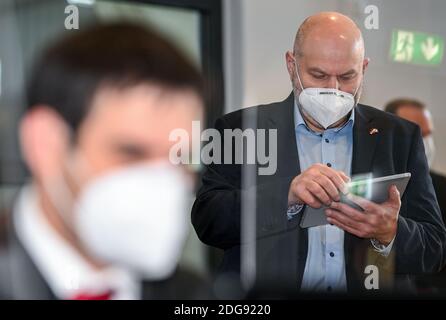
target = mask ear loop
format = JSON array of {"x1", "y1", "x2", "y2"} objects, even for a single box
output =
[
  {"x1": 293, "y1": 58, "x2": 325, "y2": 129},
  {"x1": 351, "y1": 77, "x2": 364, "y2": 106},
  {"x1": 39, "y1": 123, "x2": 76, "y2": 228},
  {"x1": 42, "y1": 129, "x2": 85, "y2": 230},
  {"x1": 352, "y1": 81, "x2": 360, "y2": 98},
  {"x1": 294, "y1": 59, "x2": 306, "y2": 91},
  {"x1": 42, "y1": 169, "x2": 76, "y2": 228}
]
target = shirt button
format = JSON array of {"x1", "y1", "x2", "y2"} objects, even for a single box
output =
[
  {"x1": 330, "y1": 252, "x2": 335, "y2": 257},
  {"x1": 325, "y1": 138, "x2": 329, "y2": 143},
  {"x1": 327, "y1": 163, "x2": 332, "y2": 167}
]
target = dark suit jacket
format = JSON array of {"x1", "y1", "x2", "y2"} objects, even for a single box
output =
[
  {"x1": 431, "y1": 171, "x2": 446, "y2": 224},
  {"x1": 192, "y1": 93, "x2": 446, "y2": 293},
  {"x1": 0, "y1": 213, "x2": 210, "y2": 300}
]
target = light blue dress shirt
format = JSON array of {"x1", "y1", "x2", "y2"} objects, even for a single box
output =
[{"x1": 294, "y1": 103, "x2": 355, "y2": 293}]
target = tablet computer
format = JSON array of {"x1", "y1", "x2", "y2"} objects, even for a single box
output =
[{"x1": 299, "y1": 172, "x2": 411, "y2": 228}]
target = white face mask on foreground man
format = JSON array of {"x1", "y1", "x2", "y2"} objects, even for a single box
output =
[{"x1": 47, "y1": 159, "x2": 192, "y2": 280}]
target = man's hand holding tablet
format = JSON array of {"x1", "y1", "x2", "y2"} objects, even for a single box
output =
[{"x1": 325, "y1": 173, "x2": 411, "y2": 245}]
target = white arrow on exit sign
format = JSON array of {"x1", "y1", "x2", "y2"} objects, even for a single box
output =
[{"x1": 421, "y1": 37, "x2": 440, "y2": 61}]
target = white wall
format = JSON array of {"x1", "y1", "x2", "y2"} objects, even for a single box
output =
[{"x1": 223, "y1": 0, "x2": 446, "y2": 174}]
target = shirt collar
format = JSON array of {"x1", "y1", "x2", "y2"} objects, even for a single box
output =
[
  {"x1": 13, "y1": 184, "x2": 140, "y2": 300},
  {"x1": 294, "y1": 99, "x2": 355, "y2": 133}
]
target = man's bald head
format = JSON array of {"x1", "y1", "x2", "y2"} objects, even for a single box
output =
[
  {"x1": 285, "y1": 11, "x2": 368, "y2": 94},
  {"x1": 285, "y1": 12, "x2": 369, "y2": 132},
  {"x1": 293, "y1": 12, "x2": 365, "y2": 60}
]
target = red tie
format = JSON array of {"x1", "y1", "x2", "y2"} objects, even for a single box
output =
[{"x1": 71, "y1": 290, "x2": 114, "y2": 300}]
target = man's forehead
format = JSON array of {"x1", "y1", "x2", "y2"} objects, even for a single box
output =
[
  {"x1": 81, "y1": 84, "x2": 202, "y2": 142},
  {"x1": 300, "y1": 37, "x2": 363, "y2": 58},
  {"x1": 298, "y1": 40, "x2": 363, "y2": 72},
  {"x1": 397, "y1": 105, "x2": 430, "y2": 123},
  {"x1": 398, "y1": 104, "x2": 425, "y2": 115},
  {"x1": 89, "y1": 84, "x2": 201, "y2": 120}
]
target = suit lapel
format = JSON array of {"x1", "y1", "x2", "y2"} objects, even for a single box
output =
[
  {"x1": 351, "y1": 104, "x2": 379, "y2": 175},
  {"x1": 265, "y1": 93, "x2": 307, "y2": 286},
  {"x1": 265, "y1": 92, "x2": 301, "y2": 178},
  {"x1": 345, "y1": 104, "x2": 380, "y2": 291},
  {"x1": 7, "y1": 218, "x2": 56, "y2": 299}
]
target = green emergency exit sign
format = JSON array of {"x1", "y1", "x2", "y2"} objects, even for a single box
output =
[{"x1": 390, "y1": 30, "x2": 444, "y2": 66}]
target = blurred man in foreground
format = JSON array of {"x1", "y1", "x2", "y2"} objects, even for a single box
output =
[
  {"x1": 385, "y1": 99, "x2": 446, "y2": 223},
  {"x1": 0, "y1": 23, "x2": 204, "y2": 299}
]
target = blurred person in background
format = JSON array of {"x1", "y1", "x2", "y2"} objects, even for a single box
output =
[
  {"x1": 385, "y1": 99, "x2": 446, "y2": 224},
  {"x1": 0, "y1": 23, "x2": 206, "y2": 299}
]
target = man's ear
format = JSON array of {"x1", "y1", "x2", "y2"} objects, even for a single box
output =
[
  {"x1": 362, "y1": 57, "x2": 370, "y2": 74},
  {"x1": 19, "y1": 106, "x2": 71, "y2": 183},
  {"x1": 285, "y1": 50, "x2": 296, "y2": 80}
]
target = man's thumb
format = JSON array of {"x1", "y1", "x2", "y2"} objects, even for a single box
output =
[{"x1": 388, "y1": 185, "x2": 401, "y2": 206}]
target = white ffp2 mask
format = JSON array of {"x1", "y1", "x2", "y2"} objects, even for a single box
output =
[
  {"x1": 50, "y1": 161, "x2": 191, "y2": 280},
  {"x1": 295, "y1": 63, "x2": 359, "y2": 129}
]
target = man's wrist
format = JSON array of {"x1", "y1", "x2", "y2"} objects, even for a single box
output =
[
  {"x1": 371, "y1": 236, "x2": 396, "y2": 257},
  {"x1": 375, "y1": 231, "x2": 397, "y2": 246},
  {"x1": 371, "y1": 238, "x2": 388, "y2": 248},
  {"x1": 375, "y1": 237, "x2": 391, "y2": 246}
]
